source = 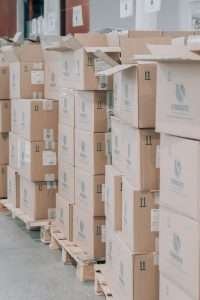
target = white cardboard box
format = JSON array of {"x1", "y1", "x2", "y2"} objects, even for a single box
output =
[
  {"x1": 159, "y1": 207, "x2": 200, "y2": 300},
  {"x1": 160, "y1": 134, "x2": 200, "y2": 220}
]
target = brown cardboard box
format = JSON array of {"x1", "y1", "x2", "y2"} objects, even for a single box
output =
[
  {"x1": 111, "y1": 117, "x2": 160, "y2": 190},
  {"x1": 59, "y1": 123, "x2": 74, "y2": 165},
  {"x1": 6, "y1": 43, "x2": 44, "y2": 99},
  {"x1": 9, "y1": 132, "x2": 20, "y2": 171},
  {"x1": 75, "y1": 129, "x2": 106, "y2": 175},
  {"x1": 20, "y1": 176, "x2": 57, "y2": 220},
  {"x1": 122, "y1": 124, "x2": 160, "y2": 190},
  {"x1": 160, "y1": 207, "x2": 199, "y2": 300},
  {"x1": 105, "y1": 165, "x2": 122, "y2": 231},
  {"x1": 0, "y1": 100, "x2": 10, "y2": 132},
  {"x1": 0, "y1": 53, "x2": 9, "y2": 99},
  {"x1": 0, "y1": 165, "x2": 7, "y2": 198},
  {"x1": 111, "y1": 233, "x2": 159, "y2": 300},
  {"x1": 75, "y1": 167, "x2": 105, "y2": 217},
  {"x1": 17, "y1": 99, "x2": 58, "y2": 141},
  {"x1": 75, "y1": 90, "x2": 107, "y2": 132},
  {"x1": 44, "y1": 51, "x2": 61, "y2": 100},
  {"x1": 7, "y1": 166, "x2": 20, "y2": 208},
  {"x1": 49, "y1": 34, "x2": 120, "y2": 90},
  {"x1": 59, "y1": 88, "x2": 75, "y2": 127},
  {"x1": 74, "y1": 206, "x2": 105, "y2": 259},
  {"x1": 55, "y1": 193, "x2": 73, "y2": 241},
  {"x1": 160, "y1": 273, "x2": 193, "y2": 300},
  {"x1": 19, "y1": 137, "x2": 58, "y2": 182},
  {"x1": 100, "y1": 62, "x2": 156, "y2": 128},
  {"x1": 0, "y1": 133, "x2": 9, "y2": 165},
  {"x1": 160, "y1": 134, "x2": 200, "y2": 221},
  {"x1": 58, "y1": 161, "x2": 75, "y2": 204},
  {"x1": 121, "y1": 177, "x2": 159, "y2": 252},
  {"x1": 11, "y1": 99, "x2": 20, "y2": 134}
]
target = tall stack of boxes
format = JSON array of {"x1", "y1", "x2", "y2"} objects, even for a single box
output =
[
  {"x1": 102, "y1": 38, "x2": 160, "y2": 300},
  {"x1": 7, "y1": 43, "x2": 58, "y2": 220},
  {"x1": 47, "y1": 33, "x2": 120, "y2": 259},
  {"x1": 147, "y1": 43, "x2": 200, "y2": 300},
  {"x1": 0, "y1": 51, "x2": 10, "y2": 200}
]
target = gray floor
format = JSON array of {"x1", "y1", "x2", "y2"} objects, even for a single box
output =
[{"x1": 0, "y1": 212, "x2": 102, "y2": 300}]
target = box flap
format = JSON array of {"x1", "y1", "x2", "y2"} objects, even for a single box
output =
[
  {"x1": 84, "y1": 46, "x2": 121, "y2": 53},
  {"x1": 42, "y1": 35, "x2": 82, "y2": 52},
  {"x1": 94, "y1": 49, "x2": 119, "y2": 68},
  {"x1": 97, "y1": 64, "x2": 134, "y2": 76},
  {"x1": 2, "y1": 43, "x2": 43, "y2": 62},
  {"x1": 134, "y1": 44, "x2": 200, "y2": 62}
]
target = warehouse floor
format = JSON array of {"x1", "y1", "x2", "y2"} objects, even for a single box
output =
[{"x1": 0, "y1": 212, "x2": 102, "y2": 300}]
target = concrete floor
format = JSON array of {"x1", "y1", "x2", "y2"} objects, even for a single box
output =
[{"x1": 0, "y1": 212, "x2": 103, "y2": 300}]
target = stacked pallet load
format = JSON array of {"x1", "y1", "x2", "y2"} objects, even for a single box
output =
[
  {"x1": 0, "y1": 49, "x2": 10, "y2": 205},
  {"x1": 143, "y1": 38, "x2": 200, "y2": 300},
  {"x1": 43, "y1": 33, "x2": 121, "y2": 266},
  {"x1": 6, "y1": 42, "x2": 58, "y2": 224},
  {"x1": 95, "y1": 33, "x2": 172, "y2": 300}
]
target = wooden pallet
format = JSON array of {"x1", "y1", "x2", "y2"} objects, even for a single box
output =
[
  {"x1": 95, "y1": 264, "x2": 114, "y2": 300},
  {"x1": 0, "y1": 199, "x2": 49, "y2": 230},
  {"x1": 49, "y1": 224, "x2": 105, "y2": 282}
]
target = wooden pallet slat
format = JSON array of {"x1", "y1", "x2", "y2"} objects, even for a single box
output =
[
  {"x1": 49, "y1": 223, "x2": 104, "y2": 282},
  {"x1": 94, "y1": 264, "x2": 114, "y2": 300}
]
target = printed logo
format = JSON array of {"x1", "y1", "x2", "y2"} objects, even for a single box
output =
[
  {"x1": 171, "y1": 83, "x2": 189, "y2": 115},
  {"x1": 174, "y1": 160, "x2": 182, "y2": 178},
  {"x1": 170, "y1": 233, "x2": 183, "y2": 264},
  {"x1": 170, "y1": 159, "x2": 184, "y2": 192}
]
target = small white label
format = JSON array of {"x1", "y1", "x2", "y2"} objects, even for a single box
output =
[
  {"x1": 120, "y1": 0, "x2": 134, "y2": 18},
  {"x1": 151, "y1": 209, "x2": 160, "y2": 232},
  {"x1": 145, "y1": 0, "x2": 162, "y2": 13},
  {"x1": 94, "y1": 58, "x2": 111, "y2": 74},
  {"x1": 25, "y1": 141, "x2": 31, "y2": 163},
  {"x1": 43, "y1": 151, "x2": 57, "y2": 166},
  {"x1": 47, "y1": 12, "x2": 56, "y2": 33},
  {"x1": 45, "y1": 173, "x2": 55, "y2": 181},
  {"x1": 31, "y1": 70, "x2": 44, "y2": 85},
  {"x1": 42, "y1": 100, "x2": 53, "y2": 111},
  {"x1": 73, "y1": 5, "x2": 83, "y2": 27},
  {"x1": 101, "y1": 225, "x2": 106, "y2": 243},
  {"x1": 156, "y1": 145, "x2": 160, "y2": 168}
]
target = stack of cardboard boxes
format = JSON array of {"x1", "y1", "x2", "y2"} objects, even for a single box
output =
[
  {"x1": 0, "y1": 51, "x2": 10, "y2": 200},
  {"x1": 7, "y1": 43, "x2": 58, "y2": 220},
  {"x1": 46, "y1": 33, "x2": 120, "y2": 258},
  {"x1": 147, "y1": 43, "x2": 200, "y2": 300},
  {"x1": 101, "y1": 37, "x2": 161, "y2": 300}
]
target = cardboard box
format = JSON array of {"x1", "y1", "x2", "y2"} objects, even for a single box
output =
[
  {"x1": 55, "y1": 193, "x2": 73, "y2": 241},
  {"x1": 59, "y1": 88, "x2": 75, "y2": 127},
  {"x1": 0, "y1": 53, "x2": 9, "y2": 99},
  {"x1": 0, "y1": 100, "x2": 10, "y2": 132},
  {"x1": 20, "y1": 176, "x2": 57, "y2": 220},
  {"x1": 11, "y1": 99, "x2": 20, "y2": 134},
  {"x1": 111, "y1": 117, "x2": 160, "y2": 190},
  {"x1": 0, "y1": 165, "x2": 7, "y2": 198},
  {"x1": 58, "y1": 162, "x2": 75, "y2": 204},
  {"x1": 75, "y1": 129, "x2": 106, "y2": 175},
  {"x1": 121, "y1": 177, "x2": 159, "y2": 252},
  {"x1": 44, "y1": 51, "x2": 61, "y2": 100},
  {"x1": 75, "y1": 167, "x2": 105, "y2": 217},
  {"x1": 159, "y1": 207, "x2": 199, "y2": 300},
  {"x1": 19, "y1": 137, "x2": 58, "y2": 182},
  {"x1": 160, "y1": 273, "x2": 193, "y2": 300},
  {"x1": 49, "y1": 34, "x2": 120, "y2": 90},
  {"x1": 160, "y1": 134, "x2": 200, "y2": 220},
  {"x1": 0, "y1": 133, "x2": 9, "y2": 165},
  {"x1": 7, "y1": 43, "x2": 45, "y2": 99},
  {"x1": 111, "y1": 234, "x2": 159, "y2": 300},
  {"x1": 100, "y1": 62, "x2": 156, "y2": 128},
  {"x1": 75, "y1": 90, "x2": 107, "y2": 132},
  {"x1": 113, "y1": 72, "x2": 122, "y2": 118},
  {"x1": 74, "y1": 206, "x2": 105, "y2": 259},
  {"x1": 7, "y1": 166, "x2": 20, "y2": 208},
  {"x1": 9, "y1": 132, "x2": 20, "y2": 171},
  {"x1": 59, "y1": 124, "x2": 74, "y2": 165},
  {"x1": 105, "y1": 165, "x2": 122, "y2": 231},
  {"x1": 105, "y1": 222, "x2": 116, "y2": 287},
  {"x1": 17, "y1": 99, "x2": 58, "y2": 141}
]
